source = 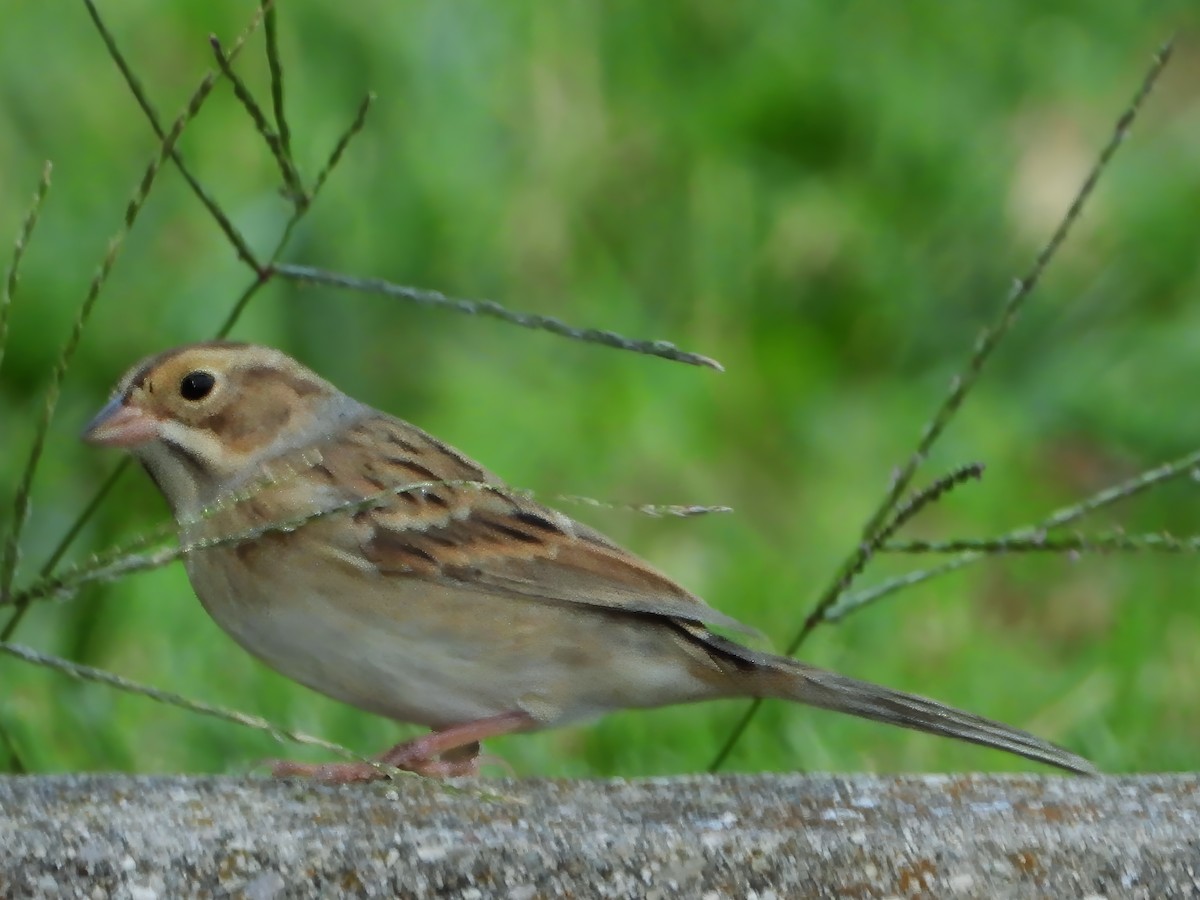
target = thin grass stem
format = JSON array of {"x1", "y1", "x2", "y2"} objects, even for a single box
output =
[
  {"x1": 217, "y1": 92, "x2": 378, "y2": 337},
  {"x1": 210, "y1": 35, "x2": 305, "y2": 202},
  {"x1": 707, "y1": 39, "x2": 1175, "y2": 773},
  {"x1": 0, "y1": 78, "x2": 214, "y2": 644},
  {"x1": 309, "y1": 93, "x2": 375, "y2": 204},
  {"x1": 0, "y1": 641, "x2": 379, "y2": 771},
  {"x1": 40, "y1": 64, "x2": 376, "y2": 580},
  {"x1": 0, "y1": 640, "x2": 513, "y2": 795},
  {"x1": 272, "y1": 263, "x2": 725, "y2": 370},
  {"x1": 80, "y1": 0, "x2": 267, "y2": 273},
  {"x1": 834, "y1": 462, "x2": 985, "y2": 602},
  {"x1": 795, "y1": 38, "x2": 1174, "y2": 640},
  {"x1": 0, "y1": 162, "x2": 52, "y2": 380},
  {"x1": 262, "y1": 2, "x2": 294, "y2": 172},
  {"x1": 884, "y1": 531, "x2": 1200, "y2": 555},
  {"x1": 7, "y1": 463, "x2": 731, "y2": 612},
  {"x1": 825, "y1": 443, "x2": 1200, "y2": 621}
]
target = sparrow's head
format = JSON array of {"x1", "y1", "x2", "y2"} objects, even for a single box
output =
[{"x1": 84, "y1": 341, "x2": 361, "y2": 517}]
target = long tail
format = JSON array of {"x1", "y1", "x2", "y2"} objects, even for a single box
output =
[{"x1": 756, "y1": 657, "x2": 1096, "y2": 774}]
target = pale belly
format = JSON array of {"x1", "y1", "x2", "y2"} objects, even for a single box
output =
[{"x1": 183, "y1": 542, "x2": 720, "y2": 730}]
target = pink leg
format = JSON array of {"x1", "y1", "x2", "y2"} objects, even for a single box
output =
[{"x1": 270, "y1": 710, "x2": 535, "y2": 783}]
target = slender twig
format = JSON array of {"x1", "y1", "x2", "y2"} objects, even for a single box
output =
[
  {"x1": 52, "y1": 54, "x2": 710, "y2": 610},
  {"x1": 218, "y1": 92, "x2": 378, "y2": 335},
  {"x1": 262, "y1": 1, "x2": 294, "y2": 172},
  {"x1": 798, "y1": 38, "x2": 1174, "y2": 637},
  {"x1": 210, "y1": 35, "x2": 305, "y2": 203},
  {"x1": 3, "y1": 2, "x2": 735, "y2": 785},
  {"x1": 80, "y1": 0, "x2": 266, "y2": 273},
  {"x1": 0, "y1": 641, "x2": 380, "y2": 770},
  {"x1": 1029, "y1": 449, "x2": 1198, "y2": 533},
  {"x1": 884, "y1": 531, "x2": 1200, "y2": 555},
  {"x1": 556, "y1": 496, "x2": 731, "y2": 518},
  {"x1": 703, "y1": 464, "x2": 984, "y2": 772},
  {"x1": 836, "y1": 462, "x2": 985, "y2": 596},
  {"x1": 6, "y1": 521, "x2": 177, "y2": 610},
  {"x1": 7, "y1": 465, "x2": 732, "y2": 611},
  {"x1": 309, "y1": 94, "x2": 375, "y2": 202},
  {"x1": 880, "y1": 40, "x2": 1174, "y2": 533},
  {"x1": 0, "y1": 80, "x2": 212, "y2": 644},
  {"x1": 0, "y1": 162, "x2": 53, "y2": 648},
  {"x1": 823, "y1": 556, "x2": 982, "y2": 625},
  {"x1": 33, "y1": 461, "x2": 132, "y2": 595},
  {"x1": 0, "y1": 162, "x2": 52, "y2": 380},
  {"x1": 41, "y1": 85, "x2": 378, "y2": 579},
  {"x1": 881, "y1": 463, "x2": 986, "y2": 539},
  {"x1": 273, "y1": 263, "x2": 726, "y2": 370},
  {"x1": 826, "y1": 442, "x2": 1200, "y2": 622},
  {"x1": 0, "y1": 640, "x2": 512, "y2": 796},
  {"x1": 707, "y1": 39, "x2": 1174, "y2": 773},
  {"x1": 0, "y1": 167, "x2": 41, "y2": 763}
]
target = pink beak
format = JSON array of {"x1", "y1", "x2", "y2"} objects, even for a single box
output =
[{"x1": 82, "y1": 397, "x2": 160, "y2": 448}]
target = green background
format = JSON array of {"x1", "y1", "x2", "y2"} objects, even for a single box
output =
[{"x1": 1, "y1": 1, "x2": 1197, "y2": 776}]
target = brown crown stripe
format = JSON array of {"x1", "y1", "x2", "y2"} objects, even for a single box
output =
[
  {"x1": 236, "y1": 364, "x2": 326, "y2": 398},
  {"x1": 122, "y1": 341, "x2": 249, "y2": 397}
]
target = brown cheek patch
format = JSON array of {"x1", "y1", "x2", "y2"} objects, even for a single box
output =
[
  {"x1": 203, "y1": 365, "x2": 327, "y2": 452},
  {"x1": 200, "y1": 383, "x2": 296, "y2": 453}
]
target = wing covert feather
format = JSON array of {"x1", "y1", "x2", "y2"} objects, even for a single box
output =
[{"x1": 315, "y1": 414, "x2": 757, "y2": 635}]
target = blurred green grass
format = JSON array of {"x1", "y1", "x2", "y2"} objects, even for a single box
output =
[{"x1": 1, "y1": 0, "x2": 1198, "y2": 776}]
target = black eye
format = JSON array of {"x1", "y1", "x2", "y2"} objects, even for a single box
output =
[{"x1": 179, "y1": 370, "x2": 216, "y2": 401}]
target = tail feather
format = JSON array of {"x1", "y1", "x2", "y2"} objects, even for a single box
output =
[{"x1": 762, "y1": 660, "x2": 1096, "y2": 775}]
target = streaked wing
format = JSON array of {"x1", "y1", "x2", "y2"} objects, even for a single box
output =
[{"x1": 313, "y1": 413, "x2": 757, "y2": 635}]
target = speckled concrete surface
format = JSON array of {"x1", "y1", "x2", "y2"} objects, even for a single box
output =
[{"x1": 0, "y1": 774, "x2": 1196, "y2": 898}]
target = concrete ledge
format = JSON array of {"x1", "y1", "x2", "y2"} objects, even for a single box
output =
[{"x1": 0, "y1": 774, "x2": 1197, "y2": 898}]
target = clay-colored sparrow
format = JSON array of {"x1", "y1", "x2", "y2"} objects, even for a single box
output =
[{"x1": 83, "y1": 342, "x2": 1094, "y2": 779}]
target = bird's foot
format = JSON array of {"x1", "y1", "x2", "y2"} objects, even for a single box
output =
[{"x1": 268, "y1": 709, "x2": 533, "y2": 782}]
